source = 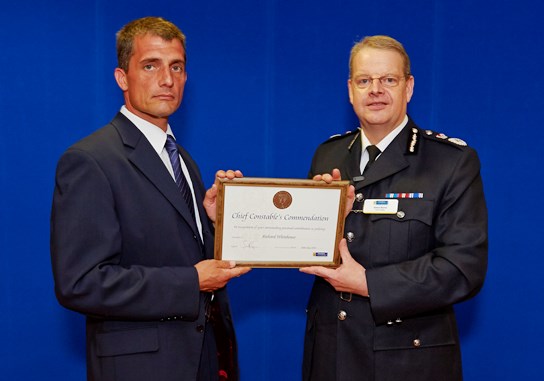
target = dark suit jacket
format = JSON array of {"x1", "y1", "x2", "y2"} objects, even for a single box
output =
[
  {"x1": 303, "y1": 118, "x2": 487, "y2": 381},
  {"x1": 51, "y1": 113, "x2": 238, "y2": 381}
]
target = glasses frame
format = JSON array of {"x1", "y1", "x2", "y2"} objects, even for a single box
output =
[{"x1": 351, "y1": 75, "x2": 408, "y2": 89}]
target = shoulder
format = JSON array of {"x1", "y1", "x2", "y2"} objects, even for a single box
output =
[
  {"x1": 405, "y1": 123, "x2": 474, "y2": 155},
  {"x1": 59, "y1": 121, "x2": 126, "y2": 172},
  {"x1": 406, "y1": 124, "x2": 481, "y2": 175},
  {"x1": 68, "y1": 118, "x2": 124, "y2": 154},
  {"x1": 316, "y1": 127, "x2": 360, "y2": 151},
  {"x1": 321, "y1": 127, "x2": 359, "y2": 143},
  {"x1": 403, "y1": 120, "x2": 480, "y2": 169}
]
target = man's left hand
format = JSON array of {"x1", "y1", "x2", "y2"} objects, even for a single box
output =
[
  {"x1": 299, "y1": 238, "x2": 369, "y2": 297},
  {"x1": 203, "y1": 169, "x2": 243, "y2": 222},
  {"x1": 312, "y1": 168, "x2": 355, "y2": 218}
]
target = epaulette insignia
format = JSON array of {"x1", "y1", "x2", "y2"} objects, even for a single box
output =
[
  {"x1": 423, "y1": 129, "x2": 469, "y2": 147},
  {"x1": 447, "y1": 137, "x2": 467, "y2": 146}
]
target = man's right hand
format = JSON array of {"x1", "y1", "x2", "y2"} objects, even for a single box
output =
[{"x1": 195, "y1": 260, "x2": 251, "y2": 292}]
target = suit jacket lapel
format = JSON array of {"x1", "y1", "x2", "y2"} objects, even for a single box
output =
[{"x1": 111, "y1": 113, "x2": 201, "y2": 237}]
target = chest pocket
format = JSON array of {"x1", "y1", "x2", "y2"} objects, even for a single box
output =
[{"x1": 368, "y1": 199, "x2": 434, "y2": 266}]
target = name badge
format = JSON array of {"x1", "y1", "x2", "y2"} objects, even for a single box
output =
[{"x1": 363, "y1": 199, "x2": 399, "y2": 214}]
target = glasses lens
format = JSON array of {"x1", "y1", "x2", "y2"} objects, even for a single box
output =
[
  {"x1": 381, "y1": 76, "x2": 399, "y2": 87},
  {"x1": 355, "y1": 77, "x2": 371, "y2": 88}
]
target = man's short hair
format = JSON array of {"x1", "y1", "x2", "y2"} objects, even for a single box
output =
[
  {"x1": 349, "y1": 35, "x2": 411, "y2": 78},
  {"x1": 116, "y1": 16, "x2": 186, "y2": 71}
]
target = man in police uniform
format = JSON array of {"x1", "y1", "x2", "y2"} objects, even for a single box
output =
[{"x1": 300, "y1": 35, "x2": 487, "y2": 381}]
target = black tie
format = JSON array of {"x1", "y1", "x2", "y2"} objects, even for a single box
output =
[
  {"x1": 363, "y1": 145, "x2": 381, "y2": 174},
  {"x1": 165, "y1": 135, "x2": 196, "y2": 222}
]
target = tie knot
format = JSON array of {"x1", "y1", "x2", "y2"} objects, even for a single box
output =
[
  {"x1": 366, "y1": 145, "x2": 381, "y2": 163},
  {"x1": 165, "y1": 135, "x2": 178, "y2": 154}
]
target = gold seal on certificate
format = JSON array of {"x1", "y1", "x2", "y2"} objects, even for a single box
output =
[{"x1": 214, "y1": 178, "x2": 349, "y2": 267}]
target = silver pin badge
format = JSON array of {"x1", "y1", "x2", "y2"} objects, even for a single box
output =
[{"x1": 448, "y1": 137, "x2": 467, "y2": 146}]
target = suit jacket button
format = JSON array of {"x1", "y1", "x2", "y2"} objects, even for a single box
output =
[
  {"x1": 196, "y1": 324, "x2": 205, "y2": 333},
  {"x1": 413, "y1": 339, "x2": 421, "y2": 347},
  {"x1": 337, "y1": 310, "x2": 347, "y2": 321}
]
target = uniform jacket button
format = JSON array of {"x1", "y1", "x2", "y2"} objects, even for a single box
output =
[
  {"x1": 337, "y1": 310, "x2": 347, "y2": 321},
  {"x1": 413, "y1": 339, "x2": 421, "y2": 347},
  {"x1": 196, "y1": 324, "x2": 205, "y2": 333},
  {"x1": 395, "y1": 318, "x2": 402, "y2": 324},
  {"x1": 355, "y1": 193, "x2": 364, "y2": 202},
  {"x1": 346, "y1": 232, "x2": 354, "y2": 242},
  {"x1": 396, "y1": 211, "x2": 405, "y2": 219}
]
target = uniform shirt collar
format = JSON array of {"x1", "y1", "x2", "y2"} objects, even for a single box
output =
[{"x1": 360, "y1": 115, "x2": 409, "y2": 154}]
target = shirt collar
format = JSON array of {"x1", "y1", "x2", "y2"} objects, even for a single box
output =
[
  {"x1": 120, "y1": 106, "x2": 175, "y2": 155},
  {"x1": 360, "y1": 115, "x2": 408, "y2": 153}
]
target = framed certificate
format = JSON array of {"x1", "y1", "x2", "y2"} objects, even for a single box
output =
[{"x1": 214, "y1": 177, "x2": 349, "y2": 267}]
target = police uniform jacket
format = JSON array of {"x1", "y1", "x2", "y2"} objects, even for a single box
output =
[{"x1": 302, "y1": 117, "x2": 488, "y2": 381}]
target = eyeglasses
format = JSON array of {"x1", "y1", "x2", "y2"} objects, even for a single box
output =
[{"x1": 352, "y1": 75, "x2": 406, "y2": 89}]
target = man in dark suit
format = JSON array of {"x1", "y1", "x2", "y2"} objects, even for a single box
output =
[
  {"x1": 300, "y1": 35, "x2": 487, "y2": 381},
  {"x1": 50, "y1": 17, "x2": 250, "y2": 381}
]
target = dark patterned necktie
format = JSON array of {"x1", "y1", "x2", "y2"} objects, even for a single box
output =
[
  {"x1": 165, "y1": 135, "x2": 196, "y2": 221},
  {"x1": 363, "y1": 145, "x2": 381, "y2": 174}
]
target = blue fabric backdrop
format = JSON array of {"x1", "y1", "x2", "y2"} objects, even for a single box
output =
[{"x1": 1, "y1": 0, "x2": 543, "y2": 379}]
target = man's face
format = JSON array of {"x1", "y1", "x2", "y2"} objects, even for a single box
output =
[
  {"x1": 115, "y1": 34, "x2": 187, "y2": 130},
  {"x1": 348, "y1": 47, "x2": 414, "y2": 132}
]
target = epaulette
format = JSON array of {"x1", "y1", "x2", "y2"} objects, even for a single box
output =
[
  {"x1": 405, "y1": 127, "x2": 469, "y2": 154},
  {"x1": 421, "y1": 129, "x2": 469, "y2": 148},
  {"x1": 322, "y1": 128, "x2": 360, "y2": 146}
]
